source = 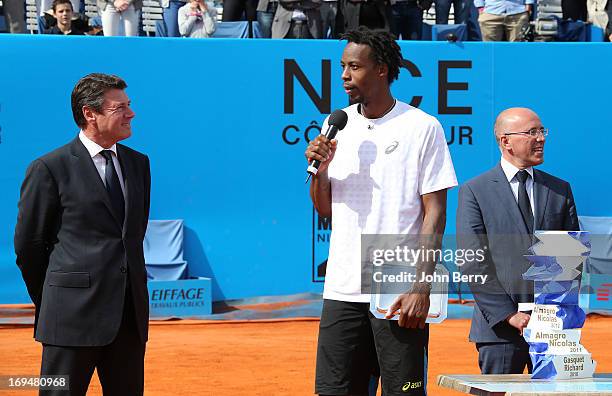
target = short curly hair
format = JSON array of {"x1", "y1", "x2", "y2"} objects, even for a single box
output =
[{"x1": 340, "y1": 27, "x2": 403, "y2": 85}]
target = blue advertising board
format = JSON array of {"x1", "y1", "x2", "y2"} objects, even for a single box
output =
[
  {"x1": 0, "y1": 36, "x2": 611, "y2": 303},
  {"x1": 148, "y1": 278, "x2": 213, "y2": 318}
]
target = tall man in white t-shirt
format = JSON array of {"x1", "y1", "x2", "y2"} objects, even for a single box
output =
[{"x1": 305, "y1": 27, "x2": 457, "y2": 396}]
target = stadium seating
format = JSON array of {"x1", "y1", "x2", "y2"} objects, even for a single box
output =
[
  {"x1": 536, "y1": 0, "x2": 563, "y2": 18},
  {"x1": 26, "y1": 0, "x2": 39, "y2": 32},
  {"x1": 142, "y1": 0, "x2": 163, "y2": 36}
]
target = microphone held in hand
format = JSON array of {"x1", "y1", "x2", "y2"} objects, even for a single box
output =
[{"x1": 306, "y1": 109, "x2": 348, "y2": 179}]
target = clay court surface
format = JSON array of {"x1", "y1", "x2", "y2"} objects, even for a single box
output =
[{"x1": 0, "y1": 316, "x2": 610, "y2": 395}]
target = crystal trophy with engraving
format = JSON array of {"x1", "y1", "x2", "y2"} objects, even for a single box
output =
[{"x1": 522, "y1": 231, "x2": 596, "y2": 379}]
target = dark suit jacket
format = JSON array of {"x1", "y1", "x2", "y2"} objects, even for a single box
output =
[
  {"x1": 456, "y1": 163, "x2": 579, "y2": 343},
  {"x1": 14, "y1": 137, "x2": 151, "y2": 347}
]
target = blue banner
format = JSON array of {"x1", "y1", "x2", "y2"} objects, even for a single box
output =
[{"x1": 1, "y1": 36, "x2": 611, "y2": 303}]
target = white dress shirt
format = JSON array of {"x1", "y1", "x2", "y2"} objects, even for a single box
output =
[
  {"x1": 79, "y1": 131, "x2": 126, "y2": 198},
  {"x1": 500, "y1": 156, "x2": 535, "y2": 217},
  {"x1": 501, "y1": 157, "x2": 538, "y2": 313}
]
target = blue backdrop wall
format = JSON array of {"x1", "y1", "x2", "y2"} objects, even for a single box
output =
[{"x1": 0, "y1": 36, "x2": 610, "y2": 303}]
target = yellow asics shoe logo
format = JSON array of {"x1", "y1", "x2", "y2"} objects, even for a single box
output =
[{"x1": 402, "y1": 380, "x2": 423, "y2": 391}]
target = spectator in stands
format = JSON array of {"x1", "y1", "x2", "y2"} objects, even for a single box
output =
[
  {"x1": 336, "y1": 0, "x2": 392, "y2": 35},
  {"x1": 178, "y1": 0, "x2": 217, "y2": 37},
  {"x1": 271, "y1": 0, "x2": 323, "y2": 38},
  {"x1": 162, "y1": 0, "x2": 188, "y2": 36},
  {"x1": 3, "y1": 0, "x2": 26, "y2": 33},
  {"x1": 390, "y1": 0, "x2": 430, "y2": 40},
  {"x1": 256, "y1": 0, "x2": 279, "y2": 37},
  {"x1": 44, "y1": 0, "x2": 86, "y2": 34},
  {"x1": 97, "y1": 0, "x2": 142, "y2": 36},
  {"x1": 475, "y1": 0, "x2": 532, "y2": 41}
]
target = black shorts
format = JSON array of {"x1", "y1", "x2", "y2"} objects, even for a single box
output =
[{"x1": 315, "y1": 299, "x2": 428, "y2": 396}]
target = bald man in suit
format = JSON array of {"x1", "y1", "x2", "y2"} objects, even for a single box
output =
[{"x1": 456, "y1": 108, "x2": 579, "y2": 374}]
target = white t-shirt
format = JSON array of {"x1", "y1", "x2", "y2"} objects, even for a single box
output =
[{"x1": 323, "y1": 100, "x2": 458, "y2": 302}]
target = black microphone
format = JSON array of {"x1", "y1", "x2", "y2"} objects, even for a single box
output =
[{"x1": 306, "y1": 110, "x2": 348, "y2": 182}]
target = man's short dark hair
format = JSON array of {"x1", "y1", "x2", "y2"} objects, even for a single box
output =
[
  {"x1": 71, "y1": 73, "x2": 127, "y2": 128},
  {"x1": 340, "y1": 27, "x2": 403, "y2": 85},
  {"x1": 52, "y1": 0, "x2": 74, "y2": 12}
]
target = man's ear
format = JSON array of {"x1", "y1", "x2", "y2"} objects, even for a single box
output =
[
  {"x1": 83, "y1": 106, "x2": 97, "y2": 126},
  {"x1": 378, "y1": 63, "x2": 388, "y2": 79},
  {"x1": 500, "y1": 135, "x2": 512, "y2": 151}
]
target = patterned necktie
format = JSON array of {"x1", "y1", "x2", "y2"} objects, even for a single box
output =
[
  {"x1": 100, "y1": 150, "x2": 125, "y2": 226},
  {"x1": 516, "y1": 170, "x2": 534, "y2": 234}
]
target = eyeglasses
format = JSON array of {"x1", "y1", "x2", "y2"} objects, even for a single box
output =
[{"x1": 504, "y1": 128, "x2": 548, "y2": 138}]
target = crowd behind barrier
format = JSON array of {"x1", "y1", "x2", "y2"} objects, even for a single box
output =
[{"x1": 0, "y1": 0, "x2": 610, "y2": 40}]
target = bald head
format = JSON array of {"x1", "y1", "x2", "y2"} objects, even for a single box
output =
[
  {"x1": 494, "y1": 107, "x2": 541, "y2": 144},
  {"x1": 494, "y1": 107, "x2": 545, "y2": 169}
]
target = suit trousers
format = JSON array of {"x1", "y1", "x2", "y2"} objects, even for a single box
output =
[
  {"x1": 222, "y1": 0, "x2": 258, "y2": 21},
  {"x1": 561, "y1": 0, "x2": 587, "y2": 21},
  {"x1": 435, "y1": 0, "x2": 468, "y2": 24},
  {"x1": 39, "y1": 287, "x2": 146, "y2": 396},
  {"x1": 478, "y1": 11, "x2": 529, "y2": 41},
  {"x1": 320, "y1": 1, "x2": 338, "y2": 38},
  {"x1": 390, "y1": 1, "x2": 423, "y2": 40},
  {"x1": 476, "y1": 340, "x2": 532, "y2": 374}
]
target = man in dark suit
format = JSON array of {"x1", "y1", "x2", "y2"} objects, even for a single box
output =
[
  {"x1": 456, "y1": 107, "x2": 579, "y2": 374},
  {"x1": 14, "y1": 73, "x2": 151, "y2": 395}
]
